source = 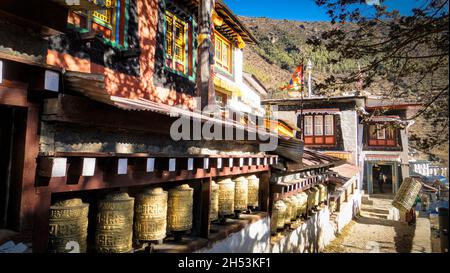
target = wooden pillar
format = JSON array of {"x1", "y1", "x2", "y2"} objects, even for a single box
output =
[
  {"x1": 16, "y1": 105, "x2": 46, "y2": 251},
  {"x1": 200, "y1": 178, "x2": 211, "y2": 238},
  {"x1": 197, "y1": 0, "x2": 216, "y2": 109},
  {"x1": 192, "y1": 178, "x2": 211, "y2": 238},
  {"x1": 259, "y1": 171, "x2": 270, "y2": 212},
  {"x1": 32, "y1": 191, "x2": 51, "y2": 253}
]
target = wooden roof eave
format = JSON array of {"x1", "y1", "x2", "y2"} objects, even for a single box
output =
[{"x1": 214, "y1": 1, "x2": 257, "y2": 44}]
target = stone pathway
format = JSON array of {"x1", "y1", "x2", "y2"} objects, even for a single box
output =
[{"x1": 323, "y1": 194, "x2": 432, "y2": 253}]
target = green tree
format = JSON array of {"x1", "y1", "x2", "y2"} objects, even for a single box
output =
[{"x1": 309, "y1": 0, "x2": 449, "y2": 150}]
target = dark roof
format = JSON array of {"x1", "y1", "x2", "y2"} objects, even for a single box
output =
[{"x1": 215, "y1": 0, "x2": 257, "y2": 44}]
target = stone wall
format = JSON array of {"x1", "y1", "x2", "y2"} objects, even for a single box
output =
[
  {"x1": 39, "y1": 122, "x2": 261, "y2": 155},
  {"x1": 340, "y1": 110, "x2": 358, "y2": 165},
  {"x1": 197, "y1": 190, "x2": 362, "y2": 253},
  {"x1": 334, "y1": 189, "x2": 362, "y2": 233},
  {"x1": 196, "y1": 217, "x2": 271, "y2": 253}
]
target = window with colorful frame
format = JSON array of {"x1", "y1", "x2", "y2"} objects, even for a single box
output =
[
  {"x1": 302, "y1": 114, "x2": 336, "y2": 146},
  {"x1": 164, "y1": 10, "x2": 195, "y2": 80},
  {"x1": 67, "y1": 0, "x2": 129, "y2": 49},
  {"x1": 368, "y1": 124, "x2": 397, "y2": 146},
  {"x1": 214, "y1": 31, "x2": 232, "y2": 74}
]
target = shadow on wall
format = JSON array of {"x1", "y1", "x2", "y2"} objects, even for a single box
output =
[{"x1": 196, "y1": 217, "x2": 271, "y2": 253}]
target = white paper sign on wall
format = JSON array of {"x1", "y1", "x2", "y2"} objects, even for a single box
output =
[
  {"x1": 146, "y1": 158, "x2": 155, "y2": 172},
  {"x1": 118, "y1": 158, "x2": 128, "y2": 175},
  {"x1": 0, "y1": 60, "x2": 3, "y2": 84},
  {"x1": 44, "y1": 70, "x2": 59, "y2": 92},
  {"x1": 169, "y1": 158, "x2": 176, "y2": 172},
  {"x1": 52, "y1": 158, "x2": 67, "y2": 177},
  {"x1": 188, "y1": 158, "x2": 194, "y2": 171},
  {"x1": 217, "y1": 158, "x2": 222, "y2": 169},
  {"x1": 82, "y1": 158, "x2": 96, "y2": 176}
]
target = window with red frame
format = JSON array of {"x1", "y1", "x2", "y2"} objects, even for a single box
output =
[
  {"x1": 302, "y1": 114, "x2": 335, "y2": 146},
  {"x1": 368, "y1": 124, "x2": 397, "y2": 146}
]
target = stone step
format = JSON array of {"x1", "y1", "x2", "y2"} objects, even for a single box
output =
[
  {"x1": 361, "y1": 195, "x2": 373, "y2": 205},
  {"x1": 361, "y1": 211, "x2": 389, "y2": 219},
  {"x1": 361, "y1": 205, "x2": 390, "y2": 215}
]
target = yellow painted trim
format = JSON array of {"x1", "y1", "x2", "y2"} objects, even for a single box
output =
[{"x1": 213, "y1": 76, "x2": 241, "y2": 97}]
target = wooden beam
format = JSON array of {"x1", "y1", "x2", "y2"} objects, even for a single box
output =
[
  {"x1": 0, "y1": 0, "x2": 69, "y2": 35},
  {"x1": 42, "y1": 94, "x2": 175, "y2": 135},
  {"x1": 0, "y1": 81, "x2": 29, "y2": 107},
  {"x1": 35, "y1": 162, "x2": 270, "y2": 194}
]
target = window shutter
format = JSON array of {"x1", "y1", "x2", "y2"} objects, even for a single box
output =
[
  {"x1": 325, "y1": 115, "x2": 334, "y2": 135},
  {"x1": 174, "y1": 21, "x2": 185, "y2": 61},
  {"x1": 314, "y1": 115, "x2": 323, "y2": 136},
  {"x1": 165, "y1": 13, "x2": 173, "y2": 58}
]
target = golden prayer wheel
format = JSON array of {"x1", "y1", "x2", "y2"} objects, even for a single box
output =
[
  {"x1": 233, "y1": 176, "x2": 249, "y2": 211},
  {"x1": 288, "y1": 195, "x2": 300, "y2": 220},
  {"x1": 210, "y1": 181, "x2": 219, "y2": 222},
  {"x1": 167, "y1": 184, "x2": 194, "y2": 232},
  {"x1": 295, "y1": 192, "x2": 308, "y2": 217},
  {"x1": 270, "y1": 200, "x2": 287, "y2": 234},
  {"x1": 317, "y1": 184, "x2": 327, "y2": 204},
  {"x1": 392, "y1": 177, "x2": 422, "y2": 212},
  {"x1": 218, "y1": 178, "x2": 235, "y2": 216},
  {"x1": 312, "y1": 186, "x2": 320, "y2": 206},
  {"x1": 306, "y1": 189, "x2": 316, "y2": 211},
  {"x1": 48, "y1": 198, "x2": 89, "y2": 253},
  {"x1": 282, "y1": 197, "x2": 294, "y2": 225},
  {"x1": 246, "y1": 175, "x2": 260, "y2": 208},
  {"x1": 95, "y1": 192, "x2": 134, "y2": 253},
  {"x1": 134, "y1": 187, "x2": 168, "y2": 242}
]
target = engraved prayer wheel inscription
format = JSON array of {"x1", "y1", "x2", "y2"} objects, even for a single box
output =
[
  {"x1": 233, "y1": 176, "x2": 248, "y2": 211},
  {"x1": 218, "y1": 178, "x2": 235, "y2": 216},
  {"x1": 134, "y1": 187, "x2": 168, "y2": 241},
  {"x1": 313, "y1": 186, "x2": 320, "y2": 206},
  {"x1": 210, "y1": 181, "x2": 219, "y2": 221},
  {"x1": 271, "y1": 200, "x2": 287, "y2": 233},
  {"x1": 283, "y1": 198, "x2": 294, "y2": 224},
  {"x1": 247, "y1": 175, "x2": 259, "y2": 208},
  {"x1": 48, "y1": 198, "x2": 89, "y2": 253},
  {"x1": 317, "y1": 184, "x2": 327, "y2": 204},
  {"x1": 306, "y1": 189, "x2": 315, "y2": 211},
  {"x1": 289, "y1": 195, "x2": 300, "y2": 219},
  {"x1": 392, "y1": 177, "x2": 422, "y2": 212},
  {"x1": 295, "y1": 192, "x2": 308, "y2": 216},
  {"x1": 167, "y1": 184, "x2": 194, "y2": 232},
  {"x1": 95, "y1": 192, "x2": 134, "y2": 253}
]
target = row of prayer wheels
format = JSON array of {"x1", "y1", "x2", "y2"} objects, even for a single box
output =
[
  {"x1": 270, "y1": 184, "x2": 328, "y2": 234},
  {"x1": 210, "y1": 175, "x2": 260, "y2": 221},
  {"x1": 48, "y1": 184, "x2": 194, "y2": 253},
  {"x1": 48, "y1": 175, "x2": 261, "y2": 253}
]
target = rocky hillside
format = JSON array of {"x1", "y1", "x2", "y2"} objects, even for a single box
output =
[
  {"x1": 240, "y1": 16, "x2": 363, "y2": 95},
  {"x1": 239, "y1": 16, "x2": 448, "y2": 164}
]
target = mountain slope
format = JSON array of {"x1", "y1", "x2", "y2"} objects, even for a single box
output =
[{"x1": 239, "y1": 16, "x2": 448, "y2": 164}]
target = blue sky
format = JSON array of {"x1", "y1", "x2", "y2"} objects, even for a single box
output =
[{"x1": 223, "y1": 0, "x2": 428, "y2": 21}]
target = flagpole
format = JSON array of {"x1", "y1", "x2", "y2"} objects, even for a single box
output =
[{"x1": 299, "y1": 57, "x2": 304, "y2": 141}]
